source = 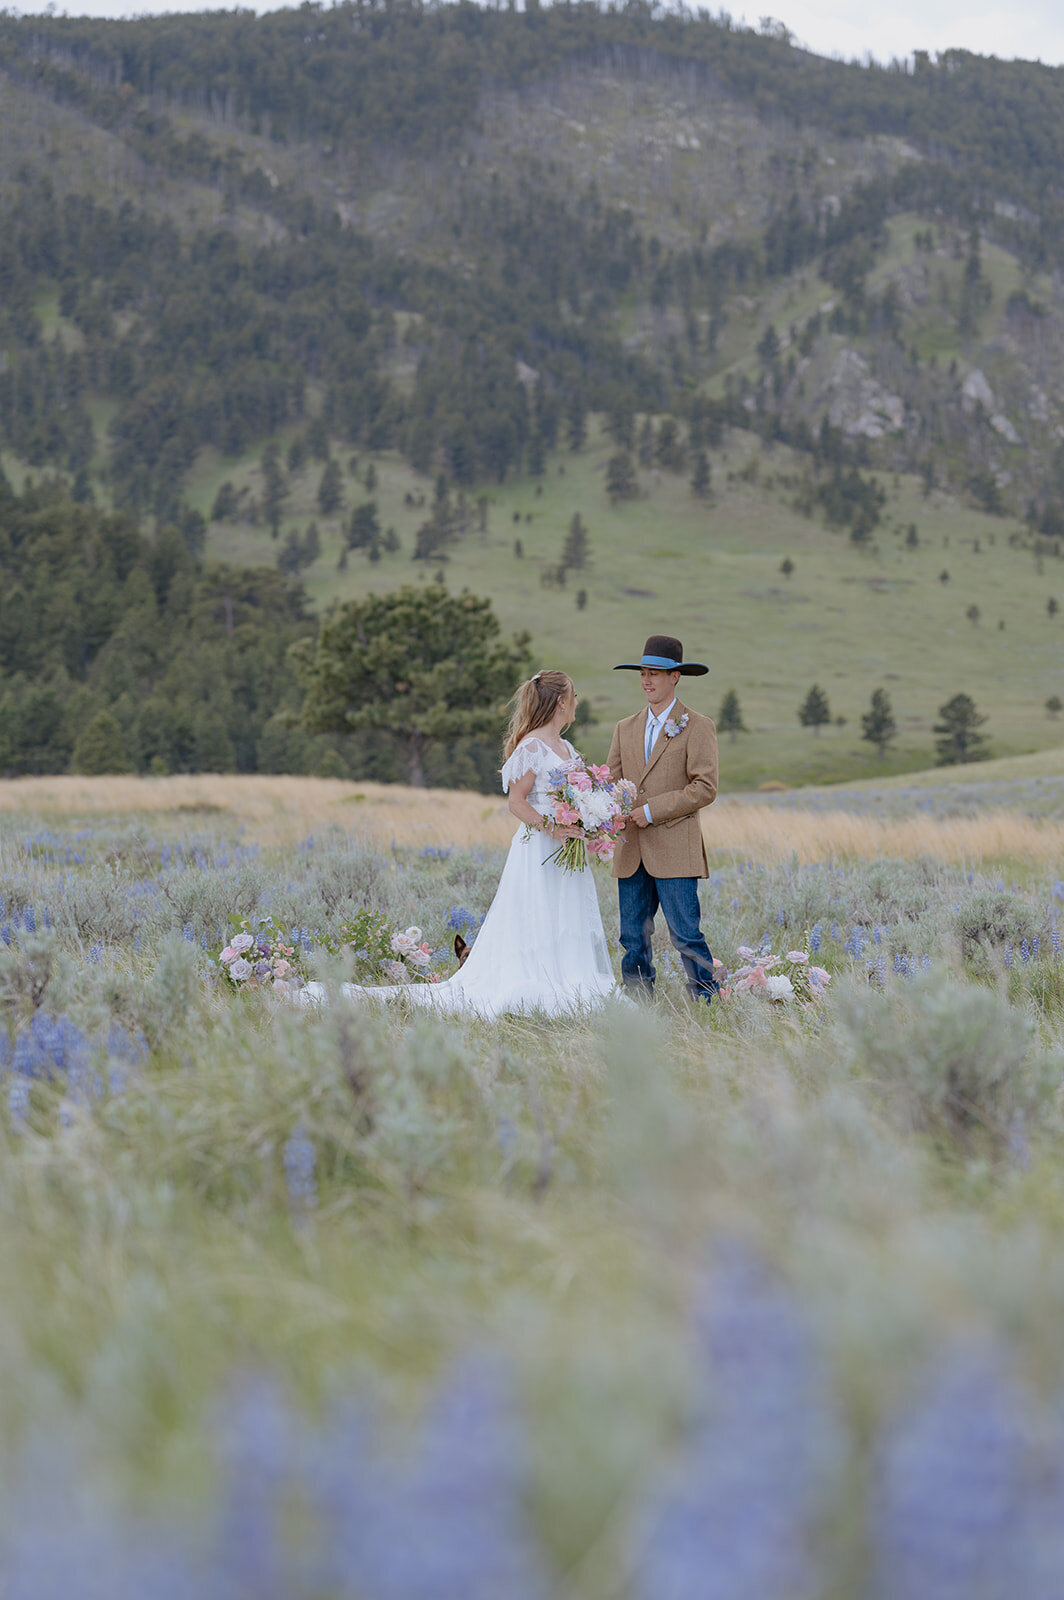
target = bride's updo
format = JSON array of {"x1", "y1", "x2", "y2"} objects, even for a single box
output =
[{"x1": 504, "y1": 670, "x2": 574, "y2": 758}]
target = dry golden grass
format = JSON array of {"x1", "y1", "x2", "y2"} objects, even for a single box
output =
[
  {"x1": 708, "y1": 805, "x2": 1064, "y2": 867},
  {"x1": 1, "y1": 773, "x2": 1063, "y2": 868},
  {"x1": 0, "y1": 774, "x2": 519, "y2": 850}
]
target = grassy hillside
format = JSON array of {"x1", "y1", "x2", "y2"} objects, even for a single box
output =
[{"x1": 193, "y1": 422, "x2": 1064, "y2": 788}]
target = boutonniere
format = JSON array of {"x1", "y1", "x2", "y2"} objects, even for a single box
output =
[{"x1": 663, "y1": 712, "x2": 689, "y2": 739}]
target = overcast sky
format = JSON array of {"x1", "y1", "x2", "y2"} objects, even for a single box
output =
[{"x1": 9, "y1": 0, "x2": 1064, "y2": 68}]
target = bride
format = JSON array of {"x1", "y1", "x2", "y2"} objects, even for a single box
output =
[{"x1": 304, "y1": 670, "x2": 619, "y2": 1019}]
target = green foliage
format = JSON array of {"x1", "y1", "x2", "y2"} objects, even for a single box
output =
[
  {"x1": 298, "y1": 585, "x2": 532, "y2": 785},
  {"x1": 836, "y1": 974, "x2": 1051, "y2": 1145},
  {"x1": 861, "y1": 687, "x2": 897, "y2": 758},
  {"x1": 690, "y1": 449, "x2": 712, "y2": 498},
  {"x1": 798, "y1": 683, "x2": 831, "y2": 734},
  {"x1": 934, "y1": 692, "x2": 989, "y2": 765},
  {"x1": 317, "y1": 459, "x2": 344, "y2": 517},
  {"x1": 717, "y1": 689, "x2": 748, "y2": 742},
  {"x1": 605, "y1": 450, "x2": 638, "y2": 504},
  {"x1": 0, "y1": 481, "x2": 311, "y2": 776},
  {"x1": 72, "y1": 709, "x2": 130, "y2": 775},
  {"x1": 815, "y1": 467, "x2": 886, "y2": 542},
  {"x1": 561, "y1": 512, "x2": 590, "y2": 572}
]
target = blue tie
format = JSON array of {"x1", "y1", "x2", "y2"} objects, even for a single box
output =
[{"x1": 645, "y1": 712, "x2": 658, "y2": 765}]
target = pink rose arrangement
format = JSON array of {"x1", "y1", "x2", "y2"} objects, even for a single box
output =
[
  {"x1": 719, "y1": 944, "x2": 831, "y2": 1005},
  {"x1": 218, "y1": 916, "x2": 308, "y2": 996},
  {"x1": 537, "y1": 757, "x2": 638, "y2": 873}
]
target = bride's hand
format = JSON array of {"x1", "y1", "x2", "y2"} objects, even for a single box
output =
[{"x1": 547, "y1": 823, "x2": 584, "y2": 841}]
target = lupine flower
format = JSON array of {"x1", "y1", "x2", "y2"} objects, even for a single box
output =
[
  {"x1": 868, "y1": 1353, "x2": 1027, "y2": 1600},
  {"x1": 12, "y1": 1014, "x2": 89, "y2": 1081},
  {"x1": 212, "y1": 1375, "x2": 300, "y2": 1599},
  {"x1": 633, "y1": 1247, "x2": 843, "y2": 1600},
  {"x1": 283, "y1": 1125, "x2": 318, "y2": 1219},
  {"x1": 312, "y1": 1357, "x2": 548, "y2": 1600}
]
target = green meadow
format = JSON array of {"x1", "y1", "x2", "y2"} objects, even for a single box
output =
[{"x1": 193, "y1": 424, "x2": 1064, "y2": 789}]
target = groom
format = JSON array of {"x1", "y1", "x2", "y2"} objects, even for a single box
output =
[{"x1": 607, "y1": 635, "x2": 719, "y2": 1003}]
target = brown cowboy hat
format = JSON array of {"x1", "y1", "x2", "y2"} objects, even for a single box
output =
[{"x1": 613, "y1": 634, "x2": 708, "y2": 676}]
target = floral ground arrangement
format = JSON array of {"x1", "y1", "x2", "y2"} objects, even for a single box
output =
[{"x1": 2, "y1": 806, "x2": 1064, "y2": 1597}]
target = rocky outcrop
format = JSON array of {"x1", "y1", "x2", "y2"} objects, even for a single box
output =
[{"x1": 823, "y1": 348, "x2": 905, "y2": 439}]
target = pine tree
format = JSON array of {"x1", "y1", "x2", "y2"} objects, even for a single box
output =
[
  {"x1": 301, "y1": 522, "x2": 321, "y2": 566},
  {"x1": 72, "y1": 709, "x2": 130, "y2": 774},
  {"x1": 561, "y1": 512, "x2": 590, "y2": 571},
  {"x1": 717, "y1": 689, "x2": 748, "y2": 743},
  {"x1": 966, "y1": 603, "x2": 981, "y2": 626},
  {"x1": 798, "y1": 683, "x2": 831, "y2": 735},
  {"x1": 299, "y1": 587, "x2": 531, "y2": 787},
  {"x1": 637, "y1": 417, "x2": 655, "y2": 469},
  {"x1": 1045, "y1": 695, "x2": 1062, "y2": 718},
  {"x1": 565, "y1": 393, "x2": 587, "y2": 453},
  {"x1": 779, "y1": 556, "x2": 794, "y2": 578},
  {"x1": 317, "y1": 458, "x2": 343, "y2": 516},
  {"x1": 860, "y1": 687, "x2": 897, "y2": 758},
  {"x1": 348, "y1": 500, "x2": 380, "y2": 550},
  {"x1": 527, "y1": 430, "x2": 547, "y2": 477},
  {"x1": 1049, "y1": 596, "x2": 1059, "y2": 619},
  {"x1": 607, "y1": 398, "x2": 636, "y2": 452},
  {"x1": 690, "y1": 449, "x2": 711, "y2": 498},
  {"x1": 605, "y1": 450, "x2": 637, "y2": 504},
  {"x1": 933, "y1": 693, "x2": 989, "y2": 765}
]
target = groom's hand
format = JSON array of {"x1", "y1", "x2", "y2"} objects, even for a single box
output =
[{"x1": 631, "y1": 807, "x2": 651, "y2": 828}]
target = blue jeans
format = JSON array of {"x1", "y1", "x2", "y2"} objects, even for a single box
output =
[{"x1": 618, "y1": 863, "x2": 718, "y2": 1003}]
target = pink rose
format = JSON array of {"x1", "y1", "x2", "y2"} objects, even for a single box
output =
[
  {"x1": 736, "y1": 945, "x2": 756, "y2": 960},
  {"x1": 220, "y1": 946, "x2": 238, "y2": 964},
  {"x1": 786, "y1": 951, "x2": 809, "y2": 964}
]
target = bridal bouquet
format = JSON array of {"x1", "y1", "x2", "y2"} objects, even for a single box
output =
[{"x1": 540, "y1": 758, "x2": 638, "y2": 873}]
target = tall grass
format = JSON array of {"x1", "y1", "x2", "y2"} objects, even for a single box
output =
[{"x1": 0, "y1": 799, "x2": 1063, "y2": 1593}]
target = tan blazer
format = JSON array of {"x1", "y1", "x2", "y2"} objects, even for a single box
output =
[{"x1": 606, "y1": 699, "x2": 718, "y2": 880}]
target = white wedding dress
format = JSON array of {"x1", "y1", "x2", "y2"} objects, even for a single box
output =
[{"x1": 301, "y1": 736, "x2": 619, "y2": 1020}]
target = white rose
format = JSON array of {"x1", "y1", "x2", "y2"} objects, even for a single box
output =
[
  {"x1": 765, "y1": 974, "x2": 795, "y2": 1002},
  {"x1": 229, "y1": 957, "x2": 253, "y2": 981},
  {"x1": 231, "y1": 932, "x2": 254, "y2": 953}
]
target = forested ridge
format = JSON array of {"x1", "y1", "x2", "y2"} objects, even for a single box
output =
[{"x1": 4, "y1": 2, "x2": 1064, "y2": 780}]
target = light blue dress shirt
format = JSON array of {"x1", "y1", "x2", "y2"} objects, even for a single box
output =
[{"x1": 642, "y1": 698, "x2": 677, "y2": 823}]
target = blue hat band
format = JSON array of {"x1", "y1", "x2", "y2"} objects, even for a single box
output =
[{"x1": 640, "y1": 654, "x2": 681, "y2": 669}]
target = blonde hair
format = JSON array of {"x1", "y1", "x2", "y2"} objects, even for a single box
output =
[{"x1": 504, "y1": 671, "x2": 574, "y2": 758}]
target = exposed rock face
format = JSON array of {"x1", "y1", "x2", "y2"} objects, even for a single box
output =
[
  {"x1": 961, "y1": 368, "x2": 995, "y2": 413},
  {"x1": 990, "y1": 412, "x2": 1021, "y2": 444},
  {"x1": 823, "y1": 347, "x2": 905, "y2": 438}
]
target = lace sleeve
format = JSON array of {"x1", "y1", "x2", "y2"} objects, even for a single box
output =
[{"x1": 500, "y1": 737, "x2": 548, "y2": 794}]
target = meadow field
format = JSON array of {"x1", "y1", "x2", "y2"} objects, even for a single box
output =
[{"x1": 2, "y1": 767, "x2": 1064, "y2": 1593}]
